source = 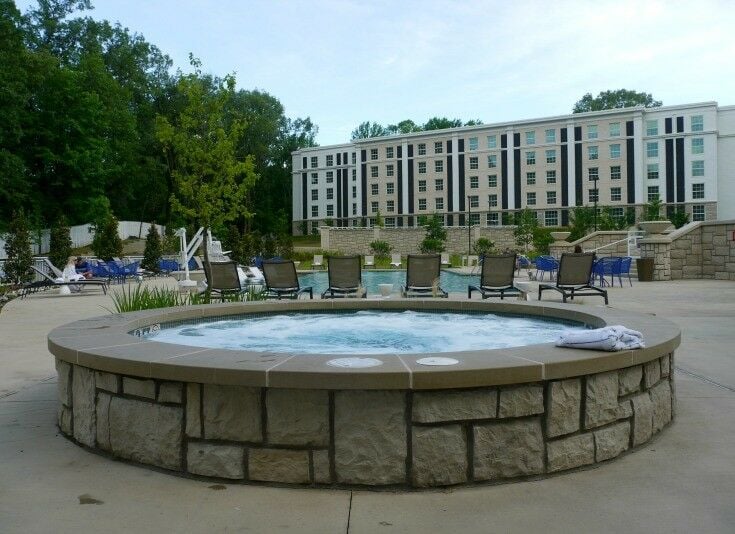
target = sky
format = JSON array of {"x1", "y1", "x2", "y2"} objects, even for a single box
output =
[{"x1": 15, "y1": 0, "x2": 735, "y2": 145}]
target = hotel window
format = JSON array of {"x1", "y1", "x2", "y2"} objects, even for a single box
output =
[
  {"x1": 588, "y1": 167, "x2": 599, "y2": 181},
  {"x1": 352, "y1": 186, "x2": 356, "y2": 198},
  {"x1": 610, "y1": 144, "x2": 621, "y2": 159},
  {"x1": 546, "y1": 149, "x2": 556, "y2": 163},
  {"x1": 469, "y1": 195, "x2": 479, "y2": 208},
  {"x1": 469, "y1": 156, "x2": 478, "y2": 170},
  {"x1": 371, "y1": 183, "x2": 379, "y2": 195},
  {"x1": 647, "y1": 186, "x2": 659, "y2": 202},
  {"x1": 646, "y1": 142, "x2": 658, "y2": 158},
  {"x1": 385, "y1": 217, "x2": 395, "y2": 228},
  {"x1": 546, "y1": 170, "x2": 557, "y2": 184},
  {"x1": 526, "y1": 151, "x2": 536, "y2": 165},
  {"x1": 352, "y1": 169, "x2": 356, "y2": 180},
  {"x1": 547, "y1": 191, "x2": 557, "y2": 205},
  {"x1": 545, "y1": 210, "x2": 558, "y2": 227},
  {"x1": 371, "y1": 166, "x2": 378, "y2": 178},
  {"x1": 418, "y1": 161, "x2": 426, "y2": 174},
  {"x1": 386, "y1": 200, "x2": 395, "y2": 212},
  {"x1": 371, "y1": 201, "x2": 379, "y2": 213},
  {"x1": 488, "y1": 154, "x2": 497, "y2": 168},
  {"x1": 435, "y1": 178, "x2": 444, "y2": 191},
  {"x1": 692, "y1": 160, "x2": 704, "y2": 177},
  {"x1": 434, "y1": 141, "x2": 443, "y2": 154},
  {"x1": 588, "y1": 189, "x2": 599, "y2": 203},
  {"x1": 352, "y1": 205, "x2": 357, "y2": 216},
  {"x1": 386, "y1": 147, "x2": 394, "y2": 159},
  {"x1": 311, "y1": 173, "x2": 318, "y2": 185},
  {"x1": 326, "y1": 188, "x2": 333, "y2": 200},
  {"x1": 370, "y1": 148, "x2": 378, "y2": 160},
  {"x1": 525, "y1": 131, "x2": 535, "y2": 145},
  {"x1": 326, "y1": 204, "x2": 334, "y2": 217},
  {"x1": 609, "y1": 122, "x2": 621, "y2": 137},
  {"x1": 486, "y1": 212, "x2": 499, "y2": 226},
  {"x1": 545, "y1": 129, "x2": 556, "y2": 143},
  {"x1": 691, "y1": 137, "x2": 704, "y2": 154},
  {"x1": 611, "y1": 165, "x2": 621, "y2": 180},
  {"x1": 488, "y1": 194, "x2": 498, "y2": 207},
  {"x1": 527, "y1": 172, "x2": 536, "y2": 185},
  {"x1": 311, "y1": 205, "x2": 318, "y2": 217},
  {"x1": 418, "y1": 198, "x2": 427, "y2": 211},
  {"x1": 611, "y1": 207, "x2": 624, "y2": 219},
  {"x1": 691, "y1": 115, "x2": 704, "y2": 132},
  {"x1": 692, "y1": 183, "x2": 705, "y2": 199},
  {"x1": 386, "y1": 182, "x2": 394, "y2": 195},
  {"x1": 418, "y1": 180, "x2": 427, "y2": 192},
  {"x1": 470, "y1": 176, "x2": 479, "y2": 189},
  {"x1": 469, "y1": 213, "x2": 480, "y2": 225},
  {"x1": 647, "y1": 164, "x2": 659, "y2": 180},
  {"x1": 527, "y1": 192, "x2": 536, "y2": 205},
  {"x1": 351, "y1": 152, "x2": 356, "y2": 164},
  {"x1": 418, "y1": 143, "x2": 426, "y2": 156},
  {"x1": 692, "y1": 205, "x2": 705, "y2": 221},
  {"x1": 587, "y1": 124, "x2": 598, "y2": 139},
  {"x1": 468, "y1": 137, "x2": 478, "y2": 151},
  {"x1": 311, "y1": 189, "x2": 318, "y2": 201},
  {"x1": 646, "y1": 120, "x2": 658, "y2": 136},
  {"x1": 386, "y1": 164, "x2": 394, "y2": 177},
  {"x1": 488, "y1": 175, "x2": 497, "y2": 187},
  {"x1": 435, "y1": 197, "x2": 444, "y2": 210},
  {"x1": 611, "y1": 187, "x2": 622, "y2": 201},
  {"x1": 326, "y1": 155, "x2": 333, "y2": 167},
  {"x1": 435, "y1": 160, "x2": 444, "y2": 173},
  {"x1": 311, "y1": 156, "x2": 318, "y2": 168},
  {"x1": 588, "y1": 145, "x2": 598, "y2": 160},
  {"x1": 326, "y1": 171, "x2": 334, "y2": 183},
  {"x1": 487, "y1": 135, "x2": 497, "y2": 148}
]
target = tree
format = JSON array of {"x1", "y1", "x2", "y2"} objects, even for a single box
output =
[
  {"x1": 91, "y1": 213, "x2": 122, "y2": 260},
  {"x1": 669, "y1": 208, "x2": 690, "y2": 229},
  {"x1": 513, "y1": 209, "x2": 538, "y2": 253},
  {"x1": 385, "y1": 119, "x2": 421, "y2": 135},
  {"x1": 351, "y1": 121, "x2": 387, "y2": 140},
  {"x1": 569, "y1": 206, "x2": 596, "y2": 241},
  {"x1": 423, "y1": 117, "x2": 463, "y2": 130},
  {"x1": 141, "y1": 223, "x2": 163, "y2": 273},
  {"x1": 644, "y1": 198, "x2": 664, "y2": 221},
  {"x1": 2, "y1": 209, "x2": 34, "y2": 284},
  {"x1": 419, "y1": 214, "x2": 447, "y2": 254},
  {"x1": 573, "y1": 89, "x2": 662, "y2": 113},
  {"x1": 48, "y1": 215, "x2": 72, "y2": 269}
]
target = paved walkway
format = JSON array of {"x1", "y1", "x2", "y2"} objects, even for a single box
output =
[{"x1": 1, "y1": 279, "x2": 734, "y2": 532}]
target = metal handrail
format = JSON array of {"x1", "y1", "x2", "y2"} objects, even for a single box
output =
[{"x1": 584, "y1": 230, "x2": 644, "y2": 258}]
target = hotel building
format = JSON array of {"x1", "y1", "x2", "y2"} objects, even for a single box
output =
[{"x1": 291, "y1": 102, "x2": 735, "y2": 233}]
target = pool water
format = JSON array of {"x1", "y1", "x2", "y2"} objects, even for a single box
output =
[
  {"x1": 299, "y1": 270, "x2": 479, "y2": 295},
  {"x1": 149, "y1": 311, "x2": 583, "y2": 354}
]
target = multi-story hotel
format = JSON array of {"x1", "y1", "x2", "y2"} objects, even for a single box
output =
[{"x1": 291, "y1": 102, "x2": 735, "y2": 234}]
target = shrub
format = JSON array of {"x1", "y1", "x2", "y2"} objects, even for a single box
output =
[
  {"x1": 2, "y1": 209, "x2": 34, "y2": 285},
  {"x1": 473, "y1": 238, "x2": 495, "y2": 256},
  {"x1": 48, "y1": 215, "x2": 72, "y2": 270},
  {"x1": 141, "y1": 224, "x2": 163, "y2": 273},
  {"x1": 513, "y1": 209, "x2": 538, "y2": 253},
  {"x1": 370, "y1": 240, "x2": 391, "y2": 258},
  {"x1": 532, "y1": 227, "x2": 554, "y2": 255},
  {"x1": 419, "y1": 214, "x2": 447, "y2": 254},
  {"x1": 644, "y1": 198, "x2": 664, "y2": 221},
  {"x1": 109, "y1": 285, "x2": 268, "y2": 313},
  {"x1": 669, "y1": 208, "x2": 690, "y2": 229},
  {"x1": 92, "y1": 214, "x2": 123, "y2": 260}
]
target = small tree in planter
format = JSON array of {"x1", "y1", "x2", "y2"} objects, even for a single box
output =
[
  {"x1": 669, "y1": 207, "x2": 690, "y2": 229},
  {"x1": 141, "y1": 224, "x2": 163, "y2": 273},
  {"x1": 513, "y1": 209, "x2": 538, "y2": 254},
  {"x1": 92, "y1": 214, "x2": 123, "y2": 261},
  {"x1": 3, "y1": 210, "x2": 34, "y2": 285},
  {"x1": 419, "y1": 214, "x2": 447, "y2": 254},
  {"x1": 643, "y1": 198, "x2": 664, "y2": 221},
  {"x1": 48, "y1": 215, "x2": 72, "y2": 269},
  {"x1": 473, "y1": 237, "x2": 495, "y2": 256},
  {"x1": 370, "y1": 240, "x2": 391, "y2": 259}
]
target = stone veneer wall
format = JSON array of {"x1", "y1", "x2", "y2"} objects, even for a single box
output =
[
  {"x1": 320, "y1": 227, "x2": 517, "y2": 255},
  {"x1": 56, "y1": 353, "x2": 675, "y2": 488},
  {"x1": 669, "y1": 220, "x2": 735, "y2": 281}
]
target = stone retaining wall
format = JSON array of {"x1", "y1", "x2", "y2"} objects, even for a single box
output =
[{"x1": 56, "y1": 353, "x2": 675, "y2": 488}]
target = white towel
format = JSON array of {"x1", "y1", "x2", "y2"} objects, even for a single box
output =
[{"x1": 556, "y1": 325, "x2": 645, "y2": 351}]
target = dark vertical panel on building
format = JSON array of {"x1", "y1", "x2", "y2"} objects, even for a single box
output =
[
  {"x1": 342, "y1": 171, "x2": 348, "y2": 225},
  {"x1": 501, "y1": 151, "x2": 508, "y2": 210},
  {"x1": 626, "y1": 138, "x2": 635, "y2": 203},
  {"x1": 513, "y1": 149, "x2": 521, "y2": 209},
  {"x1": 397, "y1": 146, "x2": 402, "y2": 158},
  {"x1": 625, "y1": 121, "x2": 634, "y2": 137},
  {"x1": 513, "y1": 133, "x2": 520, "y2": 147},
  {"x1": 361, "y1": 164, "x2": 367, "y2": 216},
  {"x1": 458, "y1": 139, "x2": 464, "y2": 153},
  {"x1": 447, "y1": 155, "x2": 454, "y2": 213},
  {"x1": 561, "y1": 128, "x2": 568, "y2": 143},
  {"x1": 501, "y1": 134, "x2": 507, "y2": 149},
  {"x1": 302, "y1": 156, "x2": 307, "y2": 169},
  {"x1": 574, "y1": 126, "x2": 582, "y2": 142},
  {"x1": 343, "y1": 151, "x2": 348, "y2": 163},
  {"x1": 446, "y1": 140, "x2": 452, "y2": 153},
  {"x1": 665, "y1": 138, "x2": 675, "y2": 203},
  {"x1": 408, "y1": 144, "x2": 414, "y2": 157},
  {"x1": 361, "y1": 150, "x2": 366, "y2": 163},
  {"x1": 675, "y1": 137, "x2": 685, "y2": 203},
  {"x1": 561, "y1": 210, "x2": 569, "y2": 226},
  {"x1": 336, "y1": 168, "x2": 342, "y2": 220},
  {"x1": 407, "y1": 159, "x2": 414, "y2": 214},
  {"x1": 336, "y1": 153, "x2": 341, "y2": 166},
  {"x1": 676, "y1": 117, "x2": 684, "y2": 133},
  {"x1": 301, "y1": 173, "x2": 307, "y2": 222},
  {"x1": 458, "y1": 155, "x2": 465, "y2": 212},
  {"x1": 574, "y1": 143, "x2": 583, "y2": 206},
  {"x1": 665, "y1": 118, "x2": 673, "y2": 134},
  {"x1": 561, "y1": 145, "x2": 569, "y2": 207},
  {"x1": 397, "y1": 157, "x2": 403, "y2": 214}
]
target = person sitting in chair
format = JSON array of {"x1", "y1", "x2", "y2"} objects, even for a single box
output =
[
  {"x1": 74, "y1": 257, "x2": 93, "y2": 279},
  {"x1": 56, "y1": 257, "x2": 89, "y2": 292}
]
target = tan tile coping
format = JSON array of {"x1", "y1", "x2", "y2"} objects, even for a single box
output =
[{"x1": 48, "y1": 300, "x2": 680, "y2": 390}]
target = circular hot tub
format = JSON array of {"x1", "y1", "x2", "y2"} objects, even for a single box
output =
[{"x1": 49, "y1": 299, "x2": 680, "y2": 488}]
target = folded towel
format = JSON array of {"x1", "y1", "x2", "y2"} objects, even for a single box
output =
[{"x1": 556, "y1": 325, "x2": 645, "y2": 351}]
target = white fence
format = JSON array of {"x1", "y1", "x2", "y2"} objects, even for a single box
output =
[{"x1": 0, "y1": 221, "x2": 165, "y2": 260}]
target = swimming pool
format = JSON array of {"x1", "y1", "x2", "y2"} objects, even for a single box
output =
[{"x1": 299, "y1": 270, "x2": 479, "y2": 295}]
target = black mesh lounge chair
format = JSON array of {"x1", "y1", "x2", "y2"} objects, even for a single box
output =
[
  {"x1": 322, "y1": 255, "x2": 365, "y2": 298},
  {"x1": 21, "y1": 265, "x2": 108, "y2": 299},
  {"x1": 538, "y1": 252, "x2": 608, "y2": 304},
  {"x1": 467, "y1": 254, "x2": 521, "y2": 299},
  {"x1": 262, "y1": 260, "x2": 313, "y2": 300},
  {"x1": 401, "y1": 254, "x2": 447, "y2": 298},
  {"x1": 203, "y1": 261, "x2": 247, "y2": 301}
]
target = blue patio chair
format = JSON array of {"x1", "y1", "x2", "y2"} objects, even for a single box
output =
[
  {"x1": 592, "y1": 257, "x2": 622, "y2": 287},
  {"x1": 123, "y1": 261, "x2": 140, "y2": 282},
  {"x1": 616, "y1": 257, "x2": 633, "y2": 287},
  {"x1": 535, "y1": 256, "x2": 559, "y2": 281}
]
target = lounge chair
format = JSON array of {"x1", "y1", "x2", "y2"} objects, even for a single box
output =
[
  {"x1": 202, "y1": 261, "x2": 247, "y2": 301},
  {"x1": 322, "y1": 255, "x2": 365, "y2": 298},
  {"x1": 364, "y1": 255, "x2": 375, "y2": 268},
  {"x1": 401, "y1": 254, "x2": 447, "y2": 297},
  {"x1": 390, "y1": 254, "x2": 402, "y2": 268},
  {"x1": 312, "y1": 255, "x2": 324, "y2": 270},
  {"x1": 262, "y1": 260, "x2": 313, "y2": 300},
  {"x1": 441, "y1": 253, "x2": 451, "y2": 266},
  {"x1": 21, "y1": 265, "x2": 108, "y2": 299},
  {"x1": 538, "y1": 252, "x2": 608, "y2": 304},
  {"x1": 467, "y1": 254, "x2": 521, "y2": 300}
]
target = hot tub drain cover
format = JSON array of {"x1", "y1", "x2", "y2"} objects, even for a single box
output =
[
  {"x1": 416, "y1": 357, "x2": 460, "y2": 366},
  {"x1": 326, "y1": 357, "x2": 383, "y2": 368}
]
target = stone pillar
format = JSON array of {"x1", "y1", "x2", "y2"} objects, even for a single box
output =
[
  {"x1": 549, "y1": 231, "x2": 572, "y2": 258},
  {"x1": 320, "y1": 226, "x2": 330, "y2": 250},
  {"x1": 639, "y1": 236, "x2": 672, "y2": 281}
]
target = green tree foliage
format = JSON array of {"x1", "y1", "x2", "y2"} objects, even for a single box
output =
[
  {"x1": 369, "y1": 240, "x2": 391, "y2": 258},
  {"x1": 423, "y1": 117, "x2": 463, "y2": 130},
  {"x1": 669, "y1": 208, "x2": 690, "y2": 229},
  {"x1": 644, "y1": 198, "x2": 664, "y2": 221},
  {"x1": 91, "y1": 213, "x2": 122, "y2": 260},
  {"x1": 532, "y1": 227, "x2": 554, "y2": 255},
  {"x1": 48, "y1": 215, "x2": 72, "y2": 269},
  {"x1": 512, "y1": 209, "x2": 538, "y2": 253},
  {"x1": 3, "y1": 209, "x2": 34, "y2": 284},
  {"x1": 569, "y1": 206, "x2": 596, "y2": 241},
  {"x1": 473, "y1": 237, "x2": 495, "y2": 256},
  {"x1": 573, "y1": 89, "x2": 662, "y2": 113},
  {"x1": 419, "y1": 214, "x2": 447, "y2": 254},
  {"x1": 351, "y1": 117, "x2": 483, "y2": 140},
  {"x1": 141, "y1": 223, "x2": 163, "y2": 273},
  {"x1": 350, "y1": 121, "x2": 387, "y2": 140}
]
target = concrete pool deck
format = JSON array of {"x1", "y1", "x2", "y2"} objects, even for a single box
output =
[{"x1": 1, "y1": 278, "x2": 734, "y2": 532}]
